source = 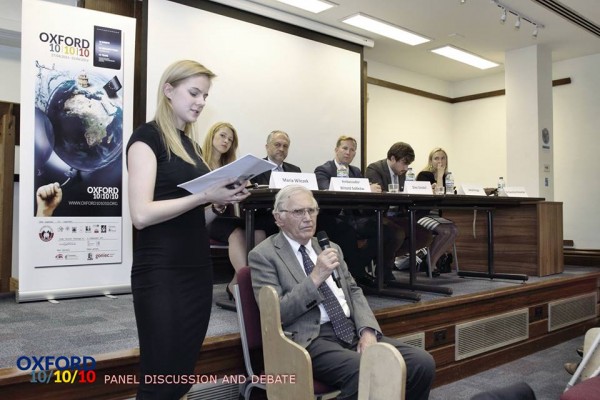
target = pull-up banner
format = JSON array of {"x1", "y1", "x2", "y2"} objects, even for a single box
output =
[{"x1": 19, "y1": 0, "x2": 135, "y2": 302}]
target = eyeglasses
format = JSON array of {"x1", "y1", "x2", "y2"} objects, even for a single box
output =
[{"x1": 279, "y1": 208, "x2": 319, "y2": 218}]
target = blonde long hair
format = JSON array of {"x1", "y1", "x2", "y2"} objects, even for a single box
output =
[
  {"x1": 201, "y1": 122, "x2": 239, "y2": 170},
  {"x1": 154, "y1": 60, "x2": 216, "y2": 165},
  {"x1": 423, "y1": 147, "x2": 448, "y2": 174}
]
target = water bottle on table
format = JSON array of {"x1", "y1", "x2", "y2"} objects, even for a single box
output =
[
  {"x1": 336, "y1": 164, "x2": 349, "y2": 178},
  {"x1": 445, "y1": 172, "x2": 454, "y2": 195},
  {"x1": 497, "y1": 176, "x2": 506, "y2": 196}
]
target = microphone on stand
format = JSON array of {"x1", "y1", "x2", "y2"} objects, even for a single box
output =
[{"x1": 317, "y1": 231, "x2": 342, "y2": 288}]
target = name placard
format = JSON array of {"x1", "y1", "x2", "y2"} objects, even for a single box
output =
[
  {"x1": 269, "y1": 172, "x2": 319, "y2": 190},
  {"x1": 504, "y1": 186, "x2": 529, "y2": 197},
  {"x1": 457, "y1": 184, "x2": 487, "y2": 196},
  {"x1": 403, "y1": 181, "x2": 432, "y2": 194},
  {"x1": 329, "y1": 177, "x2": 371, "y2": 192}
]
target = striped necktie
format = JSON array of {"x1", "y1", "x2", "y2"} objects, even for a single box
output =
[{"x1": 299, "y1": 245, "x2": 355, "y2": 344}]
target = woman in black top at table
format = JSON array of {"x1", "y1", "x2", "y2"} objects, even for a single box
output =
[
  {"x1": 126, "y1": 60, "x2": 250, "y2": 399},
  {"x1": 416, "y1": 148, "x2": 458, "y2": 272},
  {"x1": 201, "y1": 121, "x2": 266, "y2": 300}
]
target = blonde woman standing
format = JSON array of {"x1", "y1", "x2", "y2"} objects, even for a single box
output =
[{"x1": 127, "y1": 60, "x2": 250, "y2": 399}]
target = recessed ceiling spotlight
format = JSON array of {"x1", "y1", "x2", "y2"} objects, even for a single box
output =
[
  {"x1": 276, "y1": 0, "x2": 337, "y2": 14},
  {"x1": 342, "y1": 13, "x2": 430, "y2": 46}
]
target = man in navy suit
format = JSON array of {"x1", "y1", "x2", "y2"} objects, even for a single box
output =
[
  {"x1": 314, "y1": 136, "x2": 404, "y2": 286},
  {"x1": 249, "y1": 185, "x2": 435, "y2": 400},
  {"x1": 251, "y1": 130, "x2": 301, "y2": 186}
]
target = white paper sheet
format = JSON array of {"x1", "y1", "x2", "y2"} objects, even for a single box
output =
[{"x1": 178, "y1": 154, "x2": 274, "y2": 194}]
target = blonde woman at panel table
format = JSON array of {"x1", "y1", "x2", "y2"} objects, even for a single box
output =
[
  {"x1": 201, "y1": 121, "x2": 266, "y2": 302},
  {"x1": 416, "y1": 147, "x2": 459, "y2": 273}
]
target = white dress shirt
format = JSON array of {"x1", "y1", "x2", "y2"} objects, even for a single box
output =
[{"x1": 281, "y1": 232, "x2": 351, "y2": 324}]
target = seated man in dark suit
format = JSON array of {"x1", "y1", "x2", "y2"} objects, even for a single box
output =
[
  {"x1": 249, "y1": 185, "x2": 434, "y2": 400},
  {"x1": 251, "y1": 130, "x2": 301, "y2": 186},
  {"x1": 314, "y1": 136, "x2": 404, "y2": 286},
  {"x1": 366, "y1": 141, "x2": 432, "y2": 256},
  {"x1": 250, "y1": 130, "x2": 302, "y2": 236}
]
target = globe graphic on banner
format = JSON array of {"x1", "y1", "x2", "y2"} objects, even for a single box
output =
[{"x1": 45, "y1": 73, "x2": 123, "y2": 172}]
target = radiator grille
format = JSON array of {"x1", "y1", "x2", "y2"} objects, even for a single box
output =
[
  {"x1": 456, "y1": 309, "x2": 528, "y2": 360},
  {"x1": 188, "y1": 381, "x2": 240, "y2": 400},
  {"x1": 125, "y1": 381, "x2": 240, "y2": 400},
  {"x1": 396, "y1": 332, "x2": 425, "y2": 349},
  {"x1": 548, "y1": 292, "x2": 597, "y2": 331}
]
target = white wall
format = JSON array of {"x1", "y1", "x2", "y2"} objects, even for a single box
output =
[
  {"x1": 451, "y1": 73, "x2": 507, "y2": 186},
  {"x1": 365, "y1": 53, "x2": 600, "y2": 249},
  {"x1": 0, "y1": 44, "x2": 20, "y2": 103},
  {"x1": 452, "y1": 95, "x2": 506, "y2": 187},
  {"x1": 366, "y1": 60, "x2": 505, "y2": 187},
  {"x1": 365, "y1": 60, "x2": 454, "y2": 170},
  {"x1": 366, "y1": 85, "x2": 453, "y2": 168},
  {"x1": 552, "y1": 53, "x2": 600, "y2": 249},
  {"x1": 1, "y1": 2, "x2": 598, "y2": 285},
  {"x1": 367, "y1": 60, "x2": 453, "y2": 97}
]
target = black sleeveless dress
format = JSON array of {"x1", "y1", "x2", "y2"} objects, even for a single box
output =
[{"x1": 127, "y1": 122, "x2": 212, "y2": 399}]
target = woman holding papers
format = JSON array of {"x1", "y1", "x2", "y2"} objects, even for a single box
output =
[
  {"x1": 126, "y1": 60, "x2": 250, "y2": 399},
  {"x1": 416, "y1": 148, "x2": 458, "y2": 273},
  {"x1": 201, "y1": 122, "x2": 266, "y2": 301}
]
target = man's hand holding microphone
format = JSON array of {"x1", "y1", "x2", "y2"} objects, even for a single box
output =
[{"x1": 309, "y1": 231, "x2": 343, "y2": 288}]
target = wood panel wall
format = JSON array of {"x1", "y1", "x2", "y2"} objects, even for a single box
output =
[
  {"x1": 538, "y1": 202, "x2": 564, "y2": 275},
  {"x1": 445, "y1": 202, "x2": 563, "y2": 277},
  {"x1": 0, "y1": 103, "x2": 15, "y2": 293}
]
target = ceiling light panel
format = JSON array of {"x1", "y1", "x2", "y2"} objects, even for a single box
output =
[
  {"x1": 276, "y1": 0, "x2": 337, "y2": 14},
  {"x1": 342, "y1": 13, "x2": 430, "y2": 46},
  {"x1": 431, "y1": 46, "x2": 499, "y2": 70}
]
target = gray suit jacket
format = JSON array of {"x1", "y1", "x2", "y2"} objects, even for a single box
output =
[{"x1": 249, "y1": 232, "x2": 380, "y2": 348}]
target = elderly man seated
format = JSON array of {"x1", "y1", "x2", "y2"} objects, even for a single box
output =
[{"x1": 248, "y1": 185, "x2": 435, "y2": 400}]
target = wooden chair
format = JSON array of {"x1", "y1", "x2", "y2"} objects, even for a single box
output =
[
  {"x1": 581, "y1": 327, "x2": 600, "y2": 379},
  {"x1": 259, "y1": 284, "x2": 407, "y2": 400},
  {"x1": 563, "y1": 327, "x2": 600, "y2": 397},
  {"x1": 233, "y1": 266, "x2": 266, "y2": 399},
  {"x1": 358, "y1": 342, "x2": 407, "y2": 400},
  {"x1": 235, "y1": 266, "x2": 339, "y2": 400}
]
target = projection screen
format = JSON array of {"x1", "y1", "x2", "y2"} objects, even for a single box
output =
[{"x1": 146, "y1": 0, "x2": 363, "y2": 172}]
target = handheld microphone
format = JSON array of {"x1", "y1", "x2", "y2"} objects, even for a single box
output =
[{"x1": 317, "y1": 231, "x2": 342, "y2": 288}]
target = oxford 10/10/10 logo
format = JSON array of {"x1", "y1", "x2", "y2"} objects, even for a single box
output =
[{"x1": 17, "y1": 355, "x2": 97, "y2": 384}]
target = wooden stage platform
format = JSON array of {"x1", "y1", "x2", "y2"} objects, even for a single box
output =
[{"x1": 1, "y1": 267, "x2": 599, "y2": 399}]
